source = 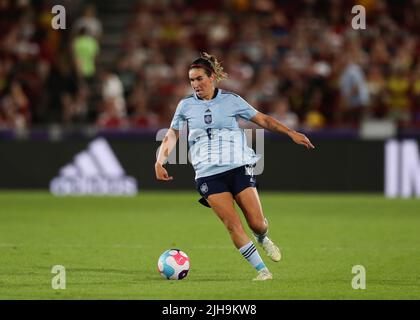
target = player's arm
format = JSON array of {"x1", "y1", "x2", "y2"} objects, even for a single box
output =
[
  {"x1": 155, "y1": 128, "x2": 179, "y2": 181},
  {"x1": 251, "y1": 112, "x2": 315, "y2": 149}
]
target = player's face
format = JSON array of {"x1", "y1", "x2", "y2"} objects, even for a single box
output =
[{"x1": 189, "y1": 68, "x2": 215, "y2": 100}]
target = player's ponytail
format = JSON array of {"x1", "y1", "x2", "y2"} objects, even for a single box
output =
[
  {"x1": 189, "y1": 52, "x2": 228, "y2": 82},
  {"x1": 201, "y1": 52, "x2": 228, "y2": 82}
]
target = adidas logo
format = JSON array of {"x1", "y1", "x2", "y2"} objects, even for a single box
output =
[{"x1": 50, "y1": 138, "x2": 138, "y2": 196}]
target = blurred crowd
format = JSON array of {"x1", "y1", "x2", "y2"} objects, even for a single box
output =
[{"x1": 0, "y1": 0, "x2": 419, "y2": 131}]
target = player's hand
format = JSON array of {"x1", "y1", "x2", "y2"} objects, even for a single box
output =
[
  {"x1": 155, "y1": 162, "x2": 173, "y2": 181},
  {"x1": 288, "y1": 130, "x2": 315, "y2": 149}
]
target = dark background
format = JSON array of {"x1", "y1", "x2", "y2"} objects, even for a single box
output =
[{"x1": 0, "y1": 135, "x2": 387, "y2": 192}]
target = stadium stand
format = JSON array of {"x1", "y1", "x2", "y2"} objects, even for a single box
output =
[{"x1": 0, "y1": 0, "x2": 419, "y2": 131}]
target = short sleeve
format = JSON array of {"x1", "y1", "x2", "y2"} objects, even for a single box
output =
[
  {"x1": 235, "y1": 96, "x2": 258, "y2": 120},
  {"x1": 170, "y1": 100, "x2": 186, "y2": 130}
]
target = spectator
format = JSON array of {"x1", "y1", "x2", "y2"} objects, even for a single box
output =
[
  {"x1": 338, "y1": 53, "x2": 370, "y2": 125},
  {"x1": 72, "y1": 27, "x2": 100, "y2": 82},
  {"x1": 268, "y1": 97, "x2": 299, "y2": 130},
  {"x1": 62, "y1": 85, "x2": 88, "y2": 126},
  {"x1": 411, "y1": 65, "x2": 420, "y2": 127},
  {"x1": 366, "y1": 65, "x2": 386, "y2": 118},
  {"x1": 386, "y1": 66, "x2": 411, "y2": 123},
  {"x1": 96, "y1": 69, "x2": 127, "y2": 128},
  {"x1": 0, "y1": 80, "x2": 29, "y2": 129},
  {"x1": 303, "y1": 109, "x2": 326, "y2": 131},
  {"x1": 73, "y1": 4, "x2": 103, "y2": 39},
  {"x1": 1, "y1": 0, "x2": 419, "y2": 131},
  {"x1": 131, "y1": 102, "x2": 159, "y2": 128}
]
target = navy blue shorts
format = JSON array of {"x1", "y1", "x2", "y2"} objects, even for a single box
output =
[{"x1": 196, "y1": 165, "x2": 257, "y2": 207}]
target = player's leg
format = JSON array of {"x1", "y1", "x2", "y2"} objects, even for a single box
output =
[
  {"x1": 235, "y1": 187, "x2": 281, "y2": 262},
  {"x1": 234, "y1": 187, "x2": 267, "y2": 236},
  {"x1": 206, "y1": 192, "x2": 249, "y2": 248},
  {"x1": 206, "y1": 192, "x2": 271, "y2": 279}
]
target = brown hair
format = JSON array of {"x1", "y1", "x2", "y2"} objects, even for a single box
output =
[{"x1": 189, "y1": 52, "x2": 228, "y2": 82}]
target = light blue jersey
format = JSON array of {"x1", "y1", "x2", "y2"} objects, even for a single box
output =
[{"x1": 170, "y1": 89, "x2": 261, "y2": 179}]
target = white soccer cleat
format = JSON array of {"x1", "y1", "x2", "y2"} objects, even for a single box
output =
[
  {"x1": 253, "y1": 268, "x2": 273, "y2": 281},
  {"x1": 258, "y1": 237, "x2": 281, "y2": 262}
]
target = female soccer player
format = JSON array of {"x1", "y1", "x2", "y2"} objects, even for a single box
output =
[{"x1": 155, "y1": 53, "x2": 315, "y2": 281}]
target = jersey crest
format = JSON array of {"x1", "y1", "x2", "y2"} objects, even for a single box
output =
[
  {"x1": 200, "y1": 183, "x2": 209, "y2": 194},
  {"x1": 204, "y1": 114, "x2": 212, "y2": 124}
]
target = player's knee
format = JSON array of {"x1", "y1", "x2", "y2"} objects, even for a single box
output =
[
  {"x1": 248, "y1": 218, "x2": 267, "y2": 235},
  {"x1": 225, "y1": 220, "x2": 245, "y2": 235}
]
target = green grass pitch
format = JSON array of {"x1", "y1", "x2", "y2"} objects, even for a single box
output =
[{"x1": 0, "y1": 191, "x2": 419, "y2": 299}]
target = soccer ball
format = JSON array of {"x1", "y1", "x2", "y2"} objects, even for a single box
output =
[{"x1": 157, "y1": 249, "x2": 190, "y2": 280}]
